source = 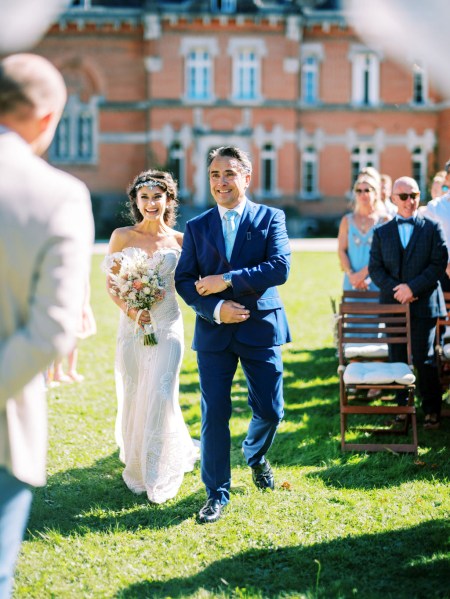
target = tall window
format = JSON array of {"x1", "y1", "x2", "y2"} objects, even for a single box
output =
[
  {"x1": 261, "y1": 143, "x2": 276, "y2": 195},
  {"x1": 351, "y1": 145, "x2": 377, "y2": 184},
  {"x1": 301, "y1": 56, "x2": 319, "y2": 104},
  {"x1": 228, "y1": 38, "x2": 266, "y2": 102},
  {"x1": 210, "y1": 0, "x2": 236, "y2": 13},
  {"x1": 301, "y1": 146, "x2": 318, "y2": 197},
  {"x1": 186, "y1": 49, "x2": 212, "y2": 101},
  {"x1": 412, "y1": 147, "x2": 426, "y2": 196},
  {"x1": 235, "y1": 49, "x2": 258, "y2": 101},
  {"x1": 169, "y1": 142, "x2": 185, "y2": 196},
  {"x1": 350, "y1": 47, "x2": 380, "y2": 106},
  {"x1": 412, "y1": 64, "x2": 427, "y2": 105},
  {"x1": 50, "y1": 95, "x2": 97, "y2": 164}
]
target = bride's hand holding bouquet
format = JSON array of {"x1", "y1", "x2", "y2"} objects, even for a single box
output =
[{"x1": 107, "y1": 248, "x2": 165, "y2": 345}]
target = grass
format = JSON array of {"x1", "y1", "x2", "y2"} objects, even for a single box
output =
[{"x1": 13, "y1": 251, "x2": 450, "y2": 599}]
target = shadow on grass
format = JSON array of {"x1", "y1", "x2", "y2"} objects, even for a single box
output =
[
  {"x1": 26, "y1": 452, "x2": 204, "y2": 538},
  {"x1": 115, "y1": 519, "x2": 450, "y2": 598}
]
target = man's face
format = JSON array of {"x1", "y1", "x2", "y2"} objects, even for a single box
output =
[
  {"x1": 209, "y1": 155, "x2": 250, "y2": 209},
  {"x1": 392, "y1": 180, "x2": 420, "y2": 218}
]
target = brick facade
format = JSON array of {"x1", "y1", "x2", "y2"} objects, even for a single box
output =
[{"x1": 30, "y1": 1, "x2": 448, "y2": 236}]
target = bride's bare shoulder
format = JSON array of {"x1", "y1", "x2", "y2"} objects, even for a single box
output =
[{"x1": 108, "y1": 226, "x2": 135, "y2": 253}]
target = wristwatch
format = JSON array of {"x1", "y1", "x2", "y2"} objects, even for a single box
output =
[{"x1": 222, "y1": 272, "x2": 233, "y2": 288}]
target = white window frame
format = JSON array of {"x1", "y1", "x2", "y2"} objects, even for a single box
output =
[
  {"x1": 180, "y1": 37, "x2": 218, "y2": 103},
  {"x1": 228, "y1": 38, "x2": 266, "y2": 103},
  {"x1": 349, "y1": 45, "x2": 380, "y2": 106},
  {"x1": 412, "y1": 147, "x2": 427, "y2": 196},
  {"x1": 210, "y1": 0, "x2": 236, "y2": 13},
  {"x1": 49, "y1": 94, "x2": 98, "y2": 165},
  {"x1": 350, "y1": 145, "x2": 378, "y2": 185},
  {"x1": 301, "y1": 146, "x2": 319, "y2": 199},
  {"x1": 412, "y1": 63, "x2": 428, "y2": 105},
  {"x1": 260, "y1": 143, "x2": 276, "y2": 196},
  {"x1": 169, "y1": 141, "x2": 186, "y2": 197},
  {"x1": 300, "y1": 43, "x2": 323, "y2": 105}
]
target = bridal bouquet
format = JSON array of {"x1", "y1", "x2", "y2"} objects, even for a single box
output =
[{"x1": 108, "y1": 248, "x2": 166, "y2": 345}]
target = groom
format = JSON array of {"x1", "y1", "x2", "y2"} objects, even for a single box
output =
[{"x1": 175, "y1": 146, "x2": 291, "y2": 523}]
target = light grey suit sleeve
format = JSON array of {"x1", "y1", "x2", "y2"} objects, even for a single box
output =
[{"x1": 0, "y1": 181, "x2": 94, "y2": 405}]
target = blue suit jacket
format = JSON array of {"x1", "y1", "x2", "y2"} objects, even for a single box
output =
[
  {"x1": 175, "y1": 199, "x2": 291, "y2": 351},
  {"x1": 369, "y1": 214, "x2": 448, "y2": 318}
]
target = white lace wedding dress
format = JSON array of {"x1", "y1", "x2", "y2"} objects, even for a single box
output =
[{"x1": 104, "y1": 247, "x2": 199, "y2": 503}]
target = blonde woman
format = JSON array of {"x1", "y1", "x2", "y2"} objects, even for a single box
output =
[{"x1": 338, "y1": 173, "x2": 389, "y2": 293}]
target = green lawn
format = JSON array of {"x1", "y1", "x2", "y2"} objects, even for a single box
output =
[{"x1": 14, "y1": 251, "x2": 450, "y2": 599}]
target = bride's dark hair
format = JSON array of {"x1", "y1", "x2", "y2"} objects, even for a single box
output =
[{"x1": 127, "y1": 170, "x2": 179, "y2": 227}]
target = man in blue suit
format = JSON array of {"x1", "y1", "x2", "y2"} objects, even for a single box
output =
[
  {"x1": 369, "y1": 176, "x2": 448, "y2": 431},
  {"x1": 175, "y1": 146, "x2": 291, "y2": 523}
]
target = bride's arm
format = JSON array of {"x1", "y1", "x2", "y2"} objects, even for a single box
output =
[{"x1": 105, "y1": 229, "x2": 147, "y2": 324}]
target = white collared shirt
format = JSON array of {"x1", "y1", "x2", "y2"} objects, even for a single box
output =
[{"x1": 424, "y1": 192, "x2": 450, "y2": 260}]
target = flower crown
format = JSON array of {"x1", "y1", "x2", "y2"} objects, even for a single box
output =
[{"x1": 135, "y1": 178, "x2": 164, "y2": 191}]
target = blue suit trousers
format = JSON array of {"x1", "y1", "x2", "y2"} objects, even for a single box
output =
[{"x1": 197, "y1": 339, "x2": 284, "y2": 505}]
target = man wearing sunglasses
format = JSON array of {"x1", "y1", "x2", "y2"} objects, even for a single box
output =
[
  {"x1": 369, "y1": 176, "x2": 447, "y2": 430},
  {"x1": 424, "y1": 158, "x2": 450, "y2": 292}
]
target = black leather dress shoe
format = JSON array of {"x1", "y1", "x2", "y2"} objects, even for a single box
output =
[
  {"x1": 252, "y1": 459, "x2": 274, "y2": 490},
  {"x1": 198, "y1": 499, "x2": 224, "y2": 524}
]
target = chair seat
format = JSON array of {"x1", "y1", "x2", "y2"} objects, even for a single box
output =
[
  {"x1": 344, "y1": 343, "x2": 389, "y2": 359},
  {"x1": 343, "y1": 361, "x2": 416, "y2": 385}
]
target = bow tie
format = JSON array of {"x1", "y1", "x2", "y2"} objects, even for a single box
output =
[{"x1": 397, "y1": 218, "x2": 415, "y2": 226}]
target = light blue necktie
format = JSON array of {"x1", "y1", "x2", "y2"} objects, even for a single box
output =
[{"x1": 224, "y1": 210, "x2": 238, "y2": 260}]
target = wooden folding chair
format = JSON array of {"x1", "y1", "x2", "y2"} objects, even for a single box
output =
[
  {"x1": 435, "y1": 291, "x2": 450, "y2": 418},
  {"x1": 338, "y1": 301, "x2": 418, "y2": 454}
]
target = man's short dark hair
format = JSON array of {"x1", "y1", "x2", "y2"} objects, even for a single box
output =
[{"x1": 207, "y1": 146, "x2": 252, "y2": 175}]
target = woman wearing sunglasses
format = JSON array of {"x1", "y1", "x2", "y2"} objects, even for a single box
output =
[{"x1": 338, "y1": 172, "x2": 389, "y2": 295}]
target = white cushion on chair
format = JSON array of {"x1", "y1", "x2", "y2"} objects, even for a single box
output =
[
  {"x1": 443, "y1": 343, "x2": 450, "y2": 359},
  {"x1": 343, "y1": 362, "x2": 416, "y2": 385},
  {"x1": 344, "y1": 344, "x2": 389, "y2": 359}
]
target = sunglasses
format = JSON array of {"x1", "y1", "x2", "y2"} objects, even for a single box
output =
[
  {"x1": 395, "y1": 192, "x2": 419, "y2": 201},
  {"x1": 355, "y1": 188, "x2": 372, "y2": 194}
]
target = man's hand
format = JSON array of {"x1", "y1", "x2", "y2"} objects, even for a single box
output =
[
  {"x1": 220, "y1": 300, "x2": 250, "y2": 323},
  {"x1": 393, "y1": 283, "x2": 416, "y2": 304},
  {"x1": 195, "y1": 274, "x2": 228, "y2": 296}
]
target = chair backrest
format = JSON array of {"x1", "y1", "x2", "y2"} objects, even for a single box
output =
[
  {"x1": 342, "y1": 290, "x2": 380, "y2": 302},
  {"x1": 338, "y1": 301, "x2": 412, "y2": 367},
  {"x1": 444, "y1": 291, "x2": 450, "y2": 314}
]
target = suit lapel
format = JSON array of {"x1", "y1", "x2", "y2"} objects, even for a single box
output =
[
  {"x1": 230, "y1": 200, "x2": 257, "y2": 262},
  {"x1": 209, "y1": 207, "x2": 226, "y2": 257}
]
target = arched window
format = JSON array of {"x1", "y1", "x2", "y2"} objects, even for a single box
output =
[{"x1": 50, "y1": 95, "x2": 98, "y2": 164}]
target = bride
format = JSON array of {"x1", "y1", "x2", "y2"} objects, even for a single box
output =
[{"x1": 103, "y1": 169, "x2": 199, "y2": 503}]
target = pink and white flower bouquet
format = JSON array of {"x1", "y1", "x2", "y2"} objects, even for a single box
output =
[{"x1": 107, "y1": 248, "x2": 166, "y2": 345}]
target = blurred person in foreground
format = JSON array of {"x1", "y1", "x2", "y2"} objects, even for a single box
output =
[
  {"x1": 0, "y1": 53, "x2": 94, "y2": 597},
  {"x1": 369, "y1": 176, "x2": 447, "y2": 430}
]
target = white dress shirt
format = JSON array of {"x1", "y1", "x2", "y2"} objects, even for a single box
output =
[{"x1": 424, "y1": 192, "x2": 450, "y2": 262}]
